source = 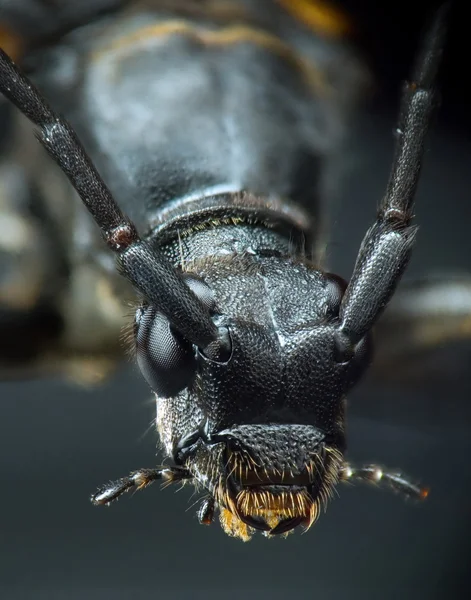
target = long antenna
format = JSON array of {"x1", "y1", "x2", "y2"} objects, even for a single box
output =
[{"x1": 0, "y1": 48, "x2": 218, "y2": 349}]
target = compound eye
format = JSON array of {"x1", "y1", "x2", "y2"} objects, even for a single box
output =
[{"x1": 135, "y1": 305, "x2": 197, "y2": 397}]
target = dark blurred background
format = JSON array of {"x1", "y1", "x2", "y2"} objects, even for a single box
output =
[{"x1": 1, "y1": 1, "x2": 470, "y2": 599}]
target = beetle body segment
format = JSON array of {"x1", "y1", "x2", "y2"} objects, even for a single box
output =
[{"x1": 30, "y1": 1, "x2": 363, "y2": 236}]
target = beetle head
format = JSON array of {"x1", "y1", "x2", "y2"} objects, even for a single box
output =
[{"x1": 133, "y1": 255, "x2": 372, "y2": 538}]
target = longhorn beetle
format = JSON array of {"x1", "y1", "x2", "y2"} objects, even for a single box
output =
[{"x1": 0, "y1": 1, "x2": 455, "y2": 540}]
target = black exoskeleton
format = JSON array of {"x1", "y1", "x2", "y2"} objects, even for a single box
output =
[{"x1": 0, "y1": 2, "x2": 448, "y2": 540}]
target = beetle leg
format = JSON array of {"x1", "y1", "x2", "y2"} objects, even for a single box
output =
[
  {"x1": 0, "y1": 120, "x2": 68, "y2": 376},
  {"x1": 91, "y1": 467, "x2": 192, "y2": 506},
  {"x1": 370, "y1": 274, "x2": 471, "y2": 382},
  {"x1": 339, "y1": 463, "x2": 429, "y2": 501},
  {"x1": 0, "y1": 107, "x2": 131, "y2": 383}
]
